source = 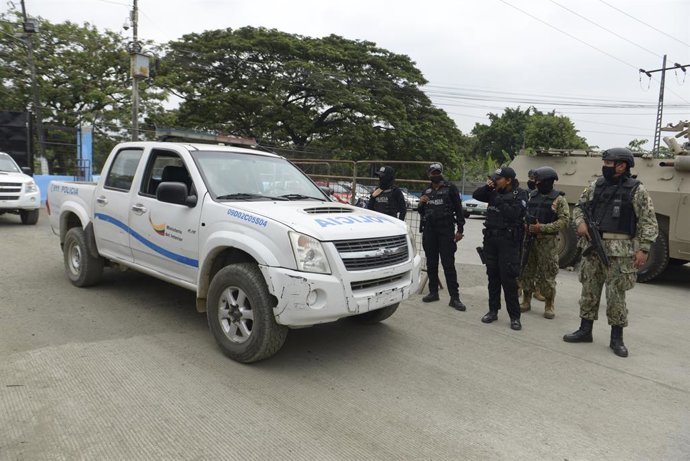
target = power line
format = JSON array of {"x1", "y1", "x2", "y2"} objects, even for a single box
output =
[
  {"x1": 549, "y1": 0, "x2": 661, "y2": 58},
  {"x1": 599, "y1": 0, "x2": 690, "y2": 47}
]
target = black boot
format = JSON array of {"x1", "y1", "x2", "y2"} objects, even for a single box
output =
[
  {"x1": 481, "y1": 311, "x2": 498, "y2": 323},
  {"x1": 449, "y1": 297, "x2": 466, "y2": 311},
  {"x1": 610, "y1": 326, "x2": 629, "y2": 357},
  {"x1": 563, "y1": 318, "x2": 594, "y2": 343},
  {"x1": 422, "y1": 292, "x2": 439, "y2": 303}
]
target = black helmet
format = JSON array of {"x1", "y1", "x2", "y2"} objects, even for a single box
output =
[
  {"x1": 527, "y1": 169, "x2": 535, "y2": 179},
  {"x1": 533, "y1": 166, "x2": 558, "y2": 182},
  {"x1": 602, "y1": 147, "x2": 635, "y2": 168}
]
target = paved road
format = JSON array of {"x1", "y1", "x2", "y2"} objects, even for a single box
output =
[{"x1": 1, "y1": 210, "x2": 689, "y2": 460}]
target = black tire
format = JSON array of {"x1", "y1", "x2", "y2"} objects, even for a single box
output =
[
  {"x1": 668, "y1": 258, "x2": 688, "y2": 266},
  {"x1": 207, "y1": 263, "x2": 288, "y2": 363},
  {"x1": 557, "y1": 222, "x2": 581, "y2": 268},
  {"x1": 63, "y1": 227, "x2": 104, "y2": 287},
  {"x1": 350, "y1": 303, "x2": 399, "y2": 324},
  {"x1": 637, "y1": 231, "x2": 669, "y2": 283},
  {"x1": 20, "y1": 209, "x2": 39, "y2": 225}
]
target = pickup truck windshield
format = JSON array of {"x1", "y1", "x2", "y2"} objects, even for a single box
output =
[
  {"x1": 0, "y1": 153, "x2": 21, "y2": 173},
  {"x1": 194, "y1": 151, "x2": 327, "y2": 201}
]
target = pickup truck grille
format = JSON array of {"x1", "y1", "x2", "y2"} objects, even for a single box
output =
[
  {"x1": 0, "y1": 182, "x2": 22, "y2": 194},
  {"x1": 334, "y1": 235, "x2": 409, "y2": 270},
  {"x1": 351, "y1": 274, "x2": 405, "y2": 291},
  {"x1": 0, "y1": 195, "x2": 20, "y2": 200}
]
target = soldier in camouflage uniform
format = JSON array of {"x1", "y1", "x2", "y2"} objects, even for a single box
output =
[
  {"x1": 563, "y1": 148, "x2": 658, "y2": 357},
  {"x1": 519, "y1": 166, "x2": 570, "y2": 319}
]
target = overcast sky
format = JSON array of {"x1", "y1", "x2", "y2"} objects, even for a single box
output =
[{"x1": 13, "y1": 0, "x2": 690, "y2": 150}]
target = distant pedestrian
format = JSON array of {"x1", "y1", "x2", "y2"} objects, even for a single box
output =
[
  {"x1": 418, "y1": 163, "x2": 466, "y2": 311},
  {"x1": 367, "y1": 166, "x2": 407, "y2": 220}
]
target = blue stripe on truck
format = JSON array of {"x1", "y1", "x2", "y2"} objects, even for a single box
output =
[{"x1": 94, "y1": 213, "x2": 199, "y2": 268}]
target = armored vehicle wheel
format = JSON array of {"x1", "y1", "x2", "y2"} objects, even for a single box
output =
[
  {"x1": 63, "y1": 227, "x2": 104, "y2": 287},
  {"x1": 668, "y1": 258, "x2": 688, "y2": 266},
  {"x1": 637, "y1": 231, "x2": 669, "y2": 283},
  {"x1": 557, "y1": 222, "x2": 581, "y2": 268},
  {"x1": 20, "y1": 209, "x2": 39, "y2": 225},
  {"x1": 207, "y1": 263, "x2": 288, "y2": 363},
  {"x1": 350, "y1": 303, "x2": 399, "y2": 324}
]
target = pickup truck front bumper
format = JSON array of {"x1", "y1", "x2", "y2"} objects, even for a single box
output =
[
  {"x1": 0, "y1": 191, "x2": 41, "y2": 211},
  {"x1": 265, "y1": 254, "x2": 421, "y2": 327}
]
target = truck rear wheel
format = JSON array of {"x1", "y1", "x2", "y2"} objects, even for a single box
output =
[
  {"x1": 557, "y1": 222, "x2": 581, "y2": 268},
  {"x1": 20, "y1": 209, "x2": 39, "y2": 225},
  {"x1": 63, "y1": 227, "x2": 104, "y2": 287},
  {"x1": 207, "y1": 263, "x2": 288, "y2": 363},
  {"x1": 350, "y1": 303, "x2": 399, "y2": 324},
  {"x1": 637, "y1": 231, "x2": 669, "y2": 283}
]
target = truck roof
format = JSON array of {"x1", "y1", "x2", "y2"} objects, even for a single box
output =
[{"x1": 115, "y1": 141, "x2": 281, "y2": 158}]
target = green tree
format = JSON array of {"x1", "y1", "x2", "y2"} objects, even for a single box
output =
[
  {"x1": 523, "y1": 113, "x2": 588, "y2": 150},
  {"x1": 470, "y1": 106, "x2": 534, "y2": 162},
  {"x1": 158, "y1": 26, "x2": 467, "y2": 175},
  {"x1": 0, "y1": 12, "x2": 167, "y2": 171}
]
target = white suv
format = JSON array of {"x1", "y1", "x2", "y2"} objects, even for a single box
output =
[{"x1": 0, "y1": 152, "x2": 40, "y2": 224}]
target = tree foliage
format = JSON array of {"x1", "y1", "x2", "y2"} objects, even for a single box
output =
[
  {"x1": 469, "y1": 107, "x2": 588, "y2": 162},
  {"x1": 157, "y1": 26, "x2": 467, "y2": 174},
  {"x1": 0, "y1": 12, "x2": 167, "y2": 171}
]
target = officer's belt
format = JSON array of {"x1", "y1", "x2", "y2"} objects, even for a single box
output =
[{"x1": 601, "y1": 232, "x2": 632, "y2": 240}]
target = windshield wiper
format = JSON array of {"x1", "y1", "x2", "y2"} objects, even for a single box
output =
[
  {"x1": 216, "y1": 193, "x2": 288, "y2": 201},
  {"x1": 279, "y1": 194, "x2": 327, "y2": 201}
]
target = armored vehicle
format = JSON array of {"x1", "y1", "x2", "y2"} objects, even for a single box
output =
[{"x1": 509, "y1": 120, "x2": 690, "y2": 282}]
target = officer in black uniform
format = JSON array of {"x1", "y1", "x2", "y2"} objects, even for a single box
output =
[
  {"x1": 473, "y1": 167, "x2": 528, "y2": 330},
  {"x1": 418, "y1": 163, "x2": 466, "y2": 311},
  {"x1": 367, "y1": 166, "x2": 407, "y2": 220}
]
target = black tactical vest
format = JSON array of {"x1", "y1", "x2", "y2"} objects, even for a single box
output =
[
  {"x1": 526, "y1": 189, "x2": 560, "y2": 224},
  {"x1": 371, "y1": 188, "x2": 397, "y2": 217},
  {"x1": 591, "y1": 176, "x2": 639, "y2": 235},
  {"x1": 423, "y1": 182, "x2": 453, "y2": 223},
  {"x1": 486, "y1": 188, "x2": 526, "y2": 230}
]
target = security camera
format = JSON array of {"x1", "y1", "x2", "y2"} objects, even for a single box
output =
[{"x1": 123, "y1": 20, "x2": 130, "y2": 31}]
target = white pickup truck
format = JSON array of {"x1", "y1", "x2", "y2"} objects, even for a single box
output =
[
  {"x1": 47, "y1": 142, "x2": 421, "y2": 362},
  {"x1": 0, "y1": 151, "x2": 40, "y2": 224}
]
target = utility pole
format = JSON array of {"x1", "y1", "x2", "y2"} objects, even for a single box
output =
[
  {"x1": 640, "y1": 56, "x2": 689, "y2": 156},
  {"x1": 19, "y1": 0, "x2": 46, "y2": 161},
  {"x1": 128, "y1": 0, "x2": 141, "y2": 141}
]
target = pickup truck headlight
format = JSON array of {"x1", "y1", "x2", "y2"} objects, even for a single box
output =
[
  {"x1": 289, "y1": 231, "x2": 331, "y2": 274},
  {"x1": 25, "y1": 181, "x2": 38, "y2": 193}
]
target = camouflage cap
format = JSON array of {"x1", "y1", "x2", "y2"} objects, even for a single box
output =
[{"x1": 428, "y1": 162, "x2": 443, "y2": 173}]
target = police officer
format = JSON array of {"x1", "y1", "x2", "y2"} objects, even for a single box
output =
[
  {"x1": 418, "y1": 163, "x2": 466, "y2": 311},
  {"x1": 563, "y1": 148, "x2": 658, "y2": 357},
  {"x1": 367, "y1": 166, "x2": 407, "y2": 220},
  {"x1": 473, "y1": 167, "x2": 527, "y2": 330},
  {"x1": 518, "y1": 166, "x2": 570, "y2": 319}
]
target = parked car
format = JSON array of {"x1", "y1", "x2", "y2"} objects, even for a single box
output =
[
  {"x1": 0, "y1": 152, "x2": 40, "y2": 224},
  {"x1": 462, "y1": 197, "x2": 487, "y2": 218},
  {"x1": 400, "y1": 189, "x2": 420, "y2": 210}
]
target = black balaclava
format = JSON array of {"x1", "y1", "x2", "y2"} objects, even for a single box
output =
[
  {"x1": 378, "y1": 167, "x2": 395, "y2": 189},
  {"x1": 536, "y1": 179, "x2": 554, "y2": 194},
  {"x1": 430, "y1": 174, "x2": 444, "y2": 184}
]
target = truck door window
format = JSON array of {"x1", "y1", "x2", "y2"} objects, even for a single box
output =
[
  {"x1": 140, "y1": 150, "x2": 193, "y2": 197},
  {"x1": 104, "y1": 148, "x2": 143, "y2": 191}
]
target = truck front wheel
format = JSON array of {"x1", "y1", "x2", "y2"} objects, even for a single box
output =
[
  {"x1": 63, "y1": 227, "x2": 104, "y2": 287},
  {"x1": 207, "y1": 263, "x2": 288, "y2": 363},
  {"x1": 20, "y1": 209, "x2": 39, "y2": 225},
  {"x1": 350, "y1": 303, "x2": 399, "y2": 324}
]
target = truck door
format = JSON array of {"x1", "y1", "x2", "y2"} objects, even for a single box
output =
[
  {"x1": 128, "y1": 148, "x2": 201, "y2": 284},
  {"x1": 93, "y1": 147, "x2": 143, "y2": 262}
]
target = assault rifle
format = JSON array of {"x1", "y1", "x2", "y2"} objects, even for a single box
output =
[
  {"x1": 580, "y1": 202, "x2": 610, "y2": 267},
  {"x1": 520, "y1": 212, "x2": 537, "y2": 273}
]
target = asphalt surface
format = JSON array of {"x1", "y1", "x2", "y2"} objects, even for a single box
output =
[{"x1": 1, "y1": 210, "x2": 689, "y2": 460}]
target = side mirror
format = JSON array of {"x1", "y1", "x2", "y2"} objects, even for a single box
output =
[
  {"x1": 157, "y1": 182, "x2": 196, "y2": 207},
  {"x1": 21, "y1": 167, "x2": 33, "y2": 176}
]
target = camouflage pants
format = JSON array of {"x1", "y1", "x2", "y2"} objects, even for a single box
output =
[
  {"x1": 578, "y1": 253, "x2": 637, "y2": 327},
  {"x1": 519, "y1": 237, "x2": 559, "y2": 300}
]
